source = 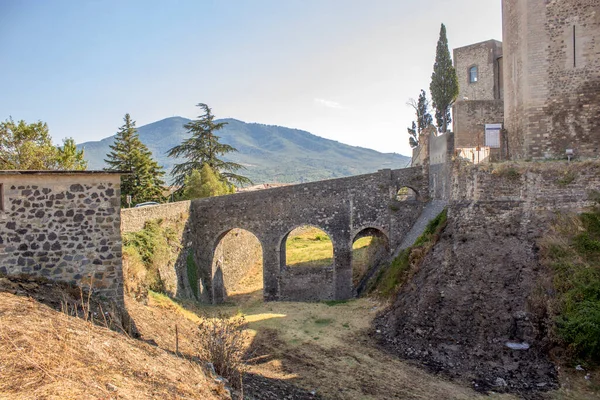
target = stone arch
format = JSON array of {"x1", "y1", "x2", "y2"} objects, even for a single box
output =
[
  {"x1": 395, "y1": 185, "x2": 419, "y2": 202},
  {"x1": 351, "y1": 227, "x2": 390, "y2": 293},
  {"x1": 211, "y1": 227, "x2": 263, "y2": 302},
  {"x1": 279, "y1": 224, "x2": 335, "y2": 270}
]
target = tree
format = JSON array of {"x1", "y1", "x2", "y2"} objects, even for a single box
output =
[
  {"x1": 0, "y1": 117, "x2": 87, "y2": 170},
  {"x1": 104, "y1": 114, "x2": 165, "y2": 206},
  {"x1": 167, "y1": 103, "x2": 250, "y2": 189},
  {"x1": 406, "y1": 89, "x2": 434, "y2": 148},
  {"x1": 429, "y1": 23, "x2": 459, "y2": 133},
  {"x1": 180, "y1": 164, "x2": 234, "y2": 200}
]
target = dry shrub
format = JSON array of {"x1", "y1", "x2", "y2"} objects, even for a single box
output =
[{"x1": 197, "y1": 314, "x2": 249, "y2": 389}]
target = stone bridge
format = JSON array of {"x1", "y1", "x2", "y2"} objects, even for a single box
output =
[{"x1": 188, "y1": 167, "x2": 427, "y2": 303}]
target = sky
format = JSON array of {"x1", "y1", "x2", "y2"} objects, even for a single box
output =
[{"x1": 0, "y1": 0, "x2": 502, "y2": 157}]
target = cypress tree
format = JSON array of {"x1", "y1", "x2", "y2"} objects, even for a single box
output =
[
  {"x1": 105, "y1": 114, "x2": 165, "y2": 206},
  {"x1": 430, "y1": 23, "x2": 459, "y2": 133}
]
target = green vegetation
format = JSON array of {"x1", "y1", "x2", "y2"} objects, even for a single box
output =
[
  {"x1": 540, "y1": 208, "x2": 600, "y2": 363},
  {"x1": 285, "y1": 226, "x2": 333, "y2": 267},
  {"x1": 430, "y1": 24, "x2": 458, "y2": 133},
  {"x1": 370, "y1": 209, "x2": 447, "y2": 298},
  {"x1": 167, "y1": 103, "x2": 250, "y2": 189},
  {"x1": 186, "y1": 250, "x2": 199, "y2": 300},
  {"x1": 407, "y1": 89, "x2": 433, "y2": 148},
  {"x1": 123, "y1": 219, "x2": 179, "y2": 293},
  {"x1": 557, "y1": 170, "x2": 577, "y2": 187},
  {"x1": 0, "y1": 117, "x2": 87, "y2": 170},
  {"x1": 180, "y1": 164, "x2": 234, "y2": 200},
  {"x1": 104, "y1": 113, "x2": 166, "y2": 206}
]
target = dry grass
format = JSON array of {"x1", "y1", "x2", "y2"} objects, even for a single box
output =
[
  {"x1": 286, "y1": 226, "x2": 333, "y2": 267},
  {"x1": 0, "y1": 293, "x2": 226, "y2": 400}
]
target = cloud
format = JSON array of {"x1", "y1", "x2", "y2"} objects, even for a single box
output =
[{"x1": 314, "y1": 98, "x2": 344, "y2": 109}]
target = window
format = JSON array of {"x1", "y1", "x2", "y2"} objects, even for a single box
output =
[
  {"x1": 469, "y1": 66, "x2": 478, "y2": 83},
  {"x1": 0, "y1": 183, "x2": 3, "y2": 211}
]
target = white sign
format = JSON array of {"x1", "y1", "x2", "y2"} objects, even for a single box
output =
[{"x1": 485, "y1": 123, "x2": 502, "y2": 148}]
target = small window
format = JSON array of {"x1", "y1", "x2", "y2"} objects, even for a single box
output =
[
  {"x1": 469, "y1": 66, "x2": 478, "y2": 83},
  {"x1": 0, "y1": 183, "x2": 3, "y2": 211}
]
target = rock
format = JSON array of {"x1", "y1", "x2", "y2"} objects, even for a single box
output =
[
  {"x1": 106, "y1": 383, "x2": 118, "y2": 392},
  {"x1": 505, "y1": 341, "x2": 530, "y2": 350},
  {"x1": 495, "y1": 377, "x2": 508, "y2": 387}
]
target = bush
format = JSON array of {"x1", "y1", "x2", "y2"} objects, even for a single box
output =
[
  {"x1": 540, "y1": 209, "x2": 600, "y2": 363},
  {"x1": 369, "y1": 209, "x2": 447, "y2": 298},
  {"x1": 197, "y1": 314, "x2": 248, "y2": 389}
]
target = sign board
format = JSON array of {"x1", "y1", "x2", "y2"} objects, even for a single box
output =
[{"x1": 485, "y1": 123, "x2": 502, "y2": 148}]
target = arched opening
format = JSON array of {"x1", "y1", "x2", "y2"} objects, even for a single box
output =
[
  {"x1": 396, "y1": 186, "x2": 418, "y2": 202},
  {"x1": 212, "y1": 228, "x2": 263, "y2": 302},
  {"x1": 352, "y1": 228, "x2": 390, "y2": 293},
  {"x1": 281, "y1": 225, "x2": 333, "y2": 268}
]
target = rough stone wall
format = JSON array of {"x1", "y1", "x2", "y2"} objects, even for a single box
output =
[
  {"x1": 189, "y1": 167, "x2": 427, "y2": 303},
  {"x1": 453, "y1": 100, "x2": 504, "y2": 149},
  {"x1": 503, "y1": 0, "x2": 600, "y2": 160},
  {"x1": 120, "y1": 202, "x2": 196, "y2": 300},
  {"x1": 0, "y1": 172, "x2": 123, "y2": 303},
  {"x1": 121, "y1": 201, "x2": 190, "y2": 234},
  {"x1": 213, "y1": 228, "x2": 262, "y2": 294},
  {"x1": 454, "y1": 40, "x2": 503, "y2": 101},
  {"x1": 377, "y1": 160, "x2": 600, "y2": 392}
]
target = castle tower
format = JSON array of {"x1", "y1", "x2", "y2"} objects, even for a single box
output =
[{"x1": 502, "y1": 0, "x2": 600, "y2": 160}]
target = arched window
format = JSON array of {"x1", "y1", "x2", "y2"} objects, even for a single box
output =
[
  {"x1": 396, "y1": 186, "x2": 417, "y2": 201},
  {"x1": 469, "y1": 66, "x2": 478, "y2": 83}
]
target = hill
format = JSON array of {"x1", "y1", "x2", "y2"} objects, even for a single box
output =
[{"x1": 77, "y1": 117, "x2": 410, "y2": 184}]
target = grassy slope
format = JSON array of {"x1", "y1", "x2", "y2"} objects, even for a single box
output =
[
  {"x1": 0, "y1": 293, "x2": 225, "y2": 400},
  {"x1": 77, "y1": 117, "x2": 410, "y2": 184}
]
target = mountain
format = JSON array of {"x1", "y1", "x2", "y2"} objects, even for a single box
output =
[{"x1": 77, "y1": 117, "x2": 411, "y2": 184}]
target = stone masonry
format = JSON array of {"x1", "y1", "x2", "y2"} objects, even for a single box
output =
[
  {"x1": 0, "y1": 171, "x2": 124, "y2": 303},
  {"x1": 188, "y1": 167, "x2": 427, "y2": 303},
  {"x1": 503, "y1": 0, "x2": 600, "y2": 159}
]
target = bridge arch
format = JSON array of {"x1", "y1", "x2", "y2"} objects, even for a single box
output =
[
  {"x1": 211, "y1": 227, "x2": 264, "y2": 303},
  {"x1": 395, "y1": 185, "x2": 420, "y2": 202},
  {"x1": 279, "y1": 224, "x2": 335, "y2": 270},
  {"x1": 351, "y1": 227, "x2": 390, "y2": 292}
]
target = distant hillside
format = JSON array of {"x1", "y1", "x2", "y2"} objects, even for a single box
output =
[{"x1": 77, "y1": 117, "x2": 410, "y2": 184}]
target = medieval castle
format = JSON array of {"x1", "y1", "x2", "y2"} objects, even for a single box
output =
[{"x1": 451, "y1": 0, "x2": 600, "y2": 161}]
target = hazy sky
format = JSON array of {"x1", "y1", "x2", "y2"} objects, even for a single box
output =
[{"x1": 0, "y1": 0, "x2": 502, "y2": 157}]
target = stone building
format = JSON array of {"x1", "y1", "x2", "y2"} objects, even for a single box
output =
[
  {"x1": 0, "y1": 171, "x2": 124, "y2": 303},
  {"x1": 452, "y1": 0, "x2": 600, "y2": 161},
  {"x1": 502, "y1": 0, "x2": 600, "y2": 160},
  {"x1": 452, "y1": 40, "x2": 505, "y2": 160}
]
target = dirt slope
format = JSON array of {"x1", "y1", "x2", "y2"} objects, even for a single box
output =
[{"x1": 375, "y1": 202, "x2": 558, "y2": 395}]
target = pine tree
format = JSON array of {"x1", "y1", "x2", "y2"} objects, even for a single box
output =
[
  {"x1": 104, "y1": 114, "x2": 165, "y2": 206},
  {"x1": 407, "y1": 89, "x2": 434, "y2": 148},
  {"x1": 167, "y1": 103, "x2": 250, "y2": 189},
  {"x1": 430, "y1": 23, "x2": 459, "y2": 133}
]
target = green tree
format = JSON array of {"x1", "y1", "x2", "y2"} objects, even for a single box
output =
[
  {"x1": 0, "y1": 117, "x2": 87, "y2": 170},
  {"x1": 429, "y1": 23, "x2": 459, "y2": 133},
  {"x1": 180, "y1": 164, "x2": 234, "y2": 200},
  {"x1": 167, "y1": 103, "x2": 250, "y2": 189},
  {"x1": 407, "y1": 89, "x2": 434, "y2": 148},
  {"x1": 105, "y1": 114, "x2": 165, "y2": 206}
]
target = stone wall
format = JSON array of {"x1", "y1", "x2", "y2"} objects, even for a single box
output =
[
  {"x1": 452, "y1": 100, "x2": 504, "y2": 149},
  {"x1": 121, "y1": 201, "x2": 190, "y2": 234},
  {"x1": 189, "y1": 167, "x2": 427, "y2": 303},
  {"x1": 454, "y1": 40, "x2": 503, "y2": 101},
  {"x1": 503, "y1": 0, "x2": 600, "y2": 159},
  {"x1": 213, "y1": 228, "x2": 262, "y2": 294},
  {"x1": 0, "y1": 172, "x2": 123, "y2": 303}
]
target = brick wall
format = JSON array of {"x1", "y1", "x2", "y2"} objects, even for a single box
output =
[
  {"x1": 453, "y1": 100, "x2": 504, "y2": 148},
  {"x1": 454, "y1": 40, "x2": 503, "y2": 101}
]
